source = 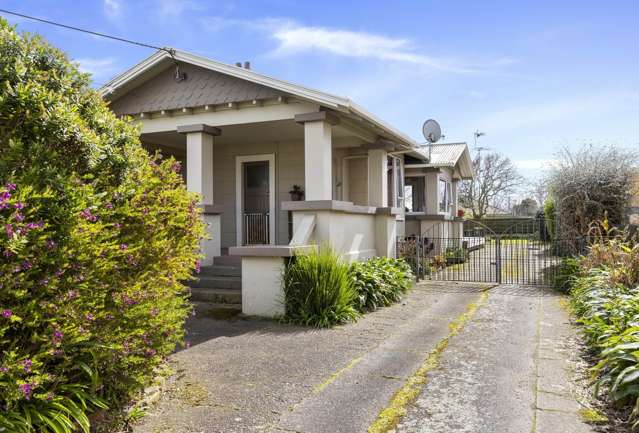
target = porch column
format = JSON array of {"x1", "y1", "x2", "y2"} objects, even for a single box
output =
[
  {"x1": 295, "y1": 111, "x2": 340, "y2": 200},
  {"x1": 178, "y1": 124, "x2": 222, "y2": 265},
  {"x1": 367, "y1": 148, "x2": 388, "y2": 207}
]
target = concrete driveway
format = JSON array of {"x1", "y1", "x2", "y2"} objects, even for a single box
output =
[{"x1": 132, "y1": 282, "x2": 596, "y2": 433}]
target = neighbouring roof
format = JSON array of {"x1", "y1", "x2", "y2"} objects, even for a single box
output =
[
  {"x1": 405, "y1": 143, "x2": 474, "y2": 179},
  {"x1": 100, "y1": 49, "x2": 420, "y2": 150}
]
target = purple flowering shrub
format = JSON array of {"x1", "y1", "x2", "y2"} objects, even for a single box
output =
[{"x1": 0, "y1": 20, "x2": 204, "y2": 432}]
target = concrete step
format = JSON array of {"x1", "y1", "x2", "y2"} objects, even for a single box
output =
[
  {"x1": 190, "y1": 287, "x2": 242, "y2": 304},
  {"x1": 199, "y1": 265, "x2": 241, "y2": 277},
  {"x1": 190, "y1": 275, "x2": 242, "y2": 290},
  {"x1": 213, "y1": 255, "x2": 242, "y2": 267},
  {"x1": 192, "y1": 301, "x2": 242, "y2": 320}
]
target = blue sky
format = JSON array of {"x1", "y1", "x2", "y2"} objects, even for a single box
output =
[{"x1": 2, "y1": 0, "x2": 639, "y2": 181}]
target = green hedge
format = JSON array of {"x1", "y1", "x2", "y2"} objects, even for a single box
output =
[{"x1": 0, "y1": 20, "x2": 204, "y2": 432}]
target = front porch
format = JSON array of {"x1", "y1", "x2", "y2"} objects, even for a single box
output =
[{"x1": 140, "y1": 110, "x2": 405, "y2": 266}]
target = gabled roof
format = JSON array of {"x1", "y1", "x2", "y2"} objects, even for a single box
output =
[
  {"x1": 405, "y1": 143, "x2": 474, "y2": 179},
  {"x1": 100, "y1": 49, "x2": 419, "y2": 149}
]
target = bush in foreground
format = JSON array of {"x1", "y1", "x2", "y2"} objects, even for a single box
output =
[
  {"x1": 569, "y1": 237, "x2": 639, "y2": 427},
  {"x1": 283, "y1": 248, "x2": 359, "y2": 328},
  {"x1": 283, "y1": 250, "x2": 413, "y2": 327},
  {"x1": 351, "y1": 257, "x2": 413, "y2": 312},
  {"x1": 0, "y1": 20, "x2": 204, "y2": 432}
]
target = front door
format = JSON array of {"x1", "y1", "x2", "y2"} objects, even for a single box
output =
[{"x1": 242, "y1": 160, "x2": 270, "y2": 245}]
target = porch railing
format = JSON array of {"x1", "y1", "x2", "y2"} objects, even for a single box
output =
[{"x1": 243, "y1": 212, "x2": 269, "y2": 245}]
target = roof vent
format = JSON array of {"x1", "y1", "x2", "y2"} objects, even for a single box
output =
[
  {"x1": 235, "y1": 62, "x2": 242, "y2": 67},
  {"x1": 243, "y1": 61, "x2": 251, "y2": 70}
]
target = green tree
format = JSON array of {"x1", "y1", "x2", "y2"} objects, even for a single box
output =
[{"x1": 0, "y1": 19, "x2": 204, "y2": 432}]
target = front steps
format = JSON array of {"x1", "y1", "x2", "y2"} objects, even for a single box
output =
[{"x1": 190, "y1": 256, "x2": 242, "y2": 310}]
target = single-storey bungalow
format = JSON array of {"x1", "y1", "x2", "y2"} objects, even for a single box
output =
[{"x1": 100, "y1": 49, "x2": 473, "y2": 316}]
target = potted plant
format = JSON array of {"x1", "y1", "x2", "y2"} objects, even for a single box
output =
[{"x1": 289, "y1": 184, "x2": 305, "y2": 201}]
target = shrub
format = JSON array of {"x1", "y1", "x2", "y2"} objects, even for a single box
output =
[
  {"x1": 0, "y1": 20, "x2": 204, "y2": 433},
  {"x1": 444, "y1": 247, "x2": 468, "y2": 265},
  {"x1": 544, "y1": 198, "x2": 556, "y2": 241},
  {"x1": 553, "y1": 257, "x2": 581, "y2": 293},
  {"x1": 569, "y1": 237, "x2": 639, "y2": 427},
  {"x1": 350, "y1": 257, "x2": 413, "y2": 312},
  {"x1": 283, "y1": 248, "x2": 359, "y2": 327},
  {"x1": 547, "y1": 144, "x2": 637, "y2": 242}
]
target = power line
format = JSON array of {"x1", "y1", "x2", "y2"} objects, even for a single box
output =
[{"x1": 0, "y1": 8, "x2": 171, "y2": 54}]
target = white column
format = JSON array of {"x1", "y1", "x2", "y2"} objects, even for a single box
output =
[
  {"x1": 295, "y1": 112, "x2": 339, "y2": 201},
  {"x1": 368, "y1": 148, "x2": 388, "y2": 207},
  {"x1": 178, "y1": 124, "x2": 221, "y2": 265},
  {"x1": 186, "y1": 132, "x2": 214, "y2": 204}
]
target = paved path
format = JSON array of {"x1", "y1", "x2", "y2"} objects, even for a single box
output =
[{"x1": 132, "y1": 282, "x2": 596, "y2": 433}]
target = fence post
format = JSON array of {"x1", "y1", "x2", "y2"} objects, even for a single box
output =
[
  {"x1": 495, "y1": 236, "x2": 502, "y2": 284},
  {"x1": 416, "y1": 237, "x2": 421, "y2": 282}
]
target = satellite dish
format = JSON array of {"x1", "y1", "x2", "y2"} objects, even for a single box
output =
[{"x1": 422, "y1": 119, "x2": 441, "y2": 143}]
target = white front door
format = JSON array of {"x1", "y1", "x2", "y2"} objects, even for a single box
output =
[{"x1": 235, "y1": 154, "x2": 276, "y2": 245}]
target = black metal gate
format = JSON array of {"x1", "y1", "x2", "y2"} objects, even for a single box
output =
[{"x1": 397, "y1": 217, "x2": 577, "y2": 286}]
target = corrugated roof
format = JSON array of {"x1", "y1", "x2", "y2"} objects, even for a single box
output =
[
  {"x1": 427, "y1": 143, "x2": 468, "y2": 166},
  {"x1": 403, "y1": 143, "x2": 474, "y2": 179}
]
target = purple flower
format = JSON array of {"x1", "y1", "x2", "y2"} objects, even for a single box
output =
[
  {"x1": 21, "y1": 261, "x2": 32, "y2": 270},
  {"x1": 79, "y1": 209, "x2": 98, "y2": 222},
  {"x1": 171, "y1": 161, "x2": 182, "y2": 173},
  {"x1": 5, "y1": 224, "x2": 14, "y2": 238},
  {"x1": 195, "y1": 260, "x2": 201, "y2": 274},
  {"x1": 66, "y1": 290, "x2": 78, "y2": 300},
  {"x1": 85, "y1": 313, "x2": 94, "y2": 321},
  {"x1": 19, "y1": 383, "x2": 32, "y2": 400},
  {"x1": 105, "y1": 202, "x2": 114, "y2": 210},
  {"x1": 22, "y1": 359, "x2": 32, "y2": 373},
  {"x1": 0, "y1": 366, "x2": 8, "y2": 373},
  {"x1": 13, "y1": 202, "x2": 25, "y2": 210},
  {"x1": 14, "y1": 212, "x2": 24, "y2": 222},
  {"x1": 26, "y1": 221, "x2": 44, "y2": 230},
  {"x1": 53, "y1": 330, "x2": 63, "y2": 343},
  {"x1": 5, "y1": 183, "x2": 16, "y2": 191},
  {"x1": 119, "y1": 244, "x2": 128, "y2": 250},
  {"x1": 46, "y1": 239, "x2": 57, "y2": 249},
  {"x1": 2, "y1": 309, "x2": 12, "y2": 318}
]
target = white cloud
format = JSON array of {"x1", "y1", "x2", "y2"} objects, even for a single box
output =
[
  {"x1": 200, "y1": 17, "x2": 505, "y2": 74},
  {"x1": 103, "y1": 0, "x2": 121, "y2": 18},
  {"x1": 75, "y1": 58, "x2": 118, "y2": 82},
  {"x1": 513, "y1": 158, "x2": 558, "y2": 170},
  {"x1": 475, "y1": 92, "x2": 639, "y2": 134},
  {"x1": 157, "y1": 0, "x2": 203, "y2": 18}
]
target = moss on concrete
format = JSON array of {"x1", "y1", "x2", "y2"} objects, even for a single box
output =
[
  {"x1": 578, "y1": 408, "x2": 608, "y2": 424},
  {"x1": 314, "y1": 355, "x2": 364, "y2": 393},
  {"x1": 367, "y1": 290, "x2": 490, "y2": 433}
]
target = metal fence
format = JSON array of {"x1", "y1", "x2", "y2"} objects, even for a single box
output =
[{"x1": 397, "y1": 217, "x2": 583, "y2": 286}]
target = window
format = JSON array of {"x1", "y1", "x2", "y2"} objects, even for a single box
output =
[
  {"x1": 387, "y1": 156, "x2": 404, "y2": 208},
  {"x1": 438, "y1": 178, "x2": 451, "y2": 213},
  {"x1": 405, "y1": 176, "x2": 425, "y2": 212}
]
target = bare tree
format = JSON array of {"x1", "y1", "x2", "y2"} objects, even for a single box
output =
[
  {"x1": 548, "y1": 144, "x2": 638, "y2": 238},
  {"x1": 459, "y1": 152, "x2": 524, "y2": 219},
  {"x1": 529, "y1": 178, "x2": 549, "y2": 207}
]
